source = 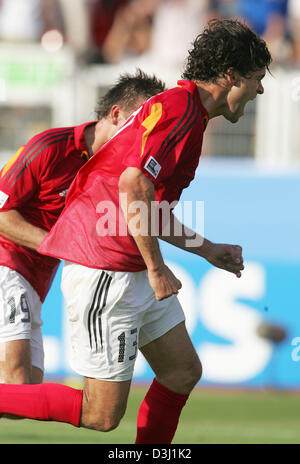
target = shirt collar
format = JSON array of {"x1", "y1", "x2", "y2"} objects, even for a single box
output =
[
  {"x1": 74, "y1": 121, "x2": 97, "y2": 151},
  {"x1": 177, "y1": 80, "x2": 209, "y2": 121}
]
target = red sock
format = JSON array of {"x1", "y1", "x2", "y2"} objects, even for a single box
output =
[
  {"x1": 0, "y1": 383, "x2": 83, "y2": 427},
  {"x1": 135, "y1": 378, "x2": 189, "y2": 444}
]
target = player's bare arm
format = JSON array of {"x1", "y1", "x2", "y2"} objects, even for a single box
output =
[
  {"x1": 0, "y1": 209, "x2": 48, "y2": 250},
  {"x1": 159, "y1": 212, "x2": 244, "y2": 278},
  {"x1": 119, "y1": 167, "x2": 182, "y2": 300}
]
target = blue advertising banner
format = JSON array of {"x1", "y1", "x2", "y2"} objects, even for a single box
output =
[{"x1": 42, "y1": 159, "x2": 300, "y2": 388}]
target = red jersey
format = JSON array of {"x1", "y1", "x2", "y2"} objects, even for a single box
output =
[
  {"x1": 38, "y1": 80, "x2": 209, "y2": 271},
  {"x1": 0, "y1": 123, "x2": 95, "y2": 301}
]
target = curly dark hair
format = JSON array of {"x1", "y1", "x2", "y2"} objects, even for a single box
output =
[
  {"x1": 182, "y1": 19, "x2": 272, "y2": 82},
  {"x1": 95, "y1": 69, "x2": 166, "y2": 120}
]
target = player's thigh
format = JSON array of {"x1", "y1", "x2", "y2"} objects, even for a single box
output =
[
  {"x1": 0, "y1": 267, "x2": 44, "y2": 383},
  {"x1": 31, "y1": 366, "x2": 43, "y2": 383},
  {"x1": 140, "y1": 321, "x2": 202, "y2": 394},
  {"x1": 0, "y1": 339, "x2": 43, "y2": 384},
  {"x1": 0, "y1": 339, "x2": 31, "y2": 383},
  {"x1": 29, "y1": 326, "x2": 44, "y2": 382},
  {"x1": 138, "y1": 291, "x2": 201, "y2": 392},
  {"x1": 81, "y1": 377, "x2": 132, "y2": 431}
]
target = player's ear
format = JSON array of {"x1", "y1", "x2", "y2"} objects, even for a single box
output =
[
  {"x1": 224, "y1": 68, "x2": 241, "y2": 87},
  {"x1": 110, "y1": 105, "x2": 122, "y2": 125}
]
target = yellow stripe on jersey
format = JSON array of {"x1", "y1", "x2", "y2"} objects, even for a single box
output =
[
  {"x1": 141, "y1": 103, "x2": 162, "y2": 157},
  {"x1": 1, "y1": 146, "x2": 24, "y2": 178}
]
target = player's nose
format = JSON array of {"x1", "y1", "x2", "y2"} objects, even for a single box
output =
[{"x1": 257, "y1": 81, "x2": 264, "y2": 95}]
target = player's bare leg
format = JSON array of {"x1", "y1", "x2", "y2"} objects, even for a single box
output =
[
  {"x1": 0, "y1": 324, "x2": 197, "y2": 436},
  {"x1": 135, "y1": 321, "x2": 202, "y2": 443},
  {"x1": 31, "y1": 366, "x2": 43, "y2": 383},
  {"x1": 0, "y1": 339, "x2": 43, "y2": 384},
  {"x1": 80, "y1": 377, "x2": 132, "y2": 432},
  {"x1": 140, "y1": 321, "x2": 202, "y2": 394}
]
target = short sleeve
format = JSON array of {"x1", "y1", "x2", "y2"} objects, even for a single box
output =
[
  {"x1": 0, "y1": 135, "x2": 47, "y2": 211},
  {"x1": 121, "y1": 89, "x2": 198, "y2": 185}
]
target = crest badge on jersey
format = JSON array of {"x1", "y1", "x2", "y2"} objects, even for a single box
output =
[{"x1": 144, "y1": 156, "x2": 162, "y2": 179}]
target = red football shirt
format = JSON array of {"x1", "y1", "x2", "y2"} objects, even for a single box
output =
[
  {"x1": 38, "y1": 80, "x2": 209, "y2": 271},
  {"x1": 0, "y1": 123, "x2": 95, "y2": 301}
]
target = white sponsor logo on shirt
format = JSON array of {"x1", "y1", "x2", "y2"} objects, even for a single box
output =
[
  {"x1": 144, "y1": 156, "x2": 161, "y2": 179},
  {"x1": 0, "y1": 191, "x2": 9, "y2": 208}
]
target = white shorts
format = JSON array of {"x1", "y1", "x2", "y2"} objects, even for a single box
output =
[
  {"x1": 0, "y1": 266, "x2": 44, "y2": 371},
  {"x1": 61, "y1": 262, "x2": 185, "y2": 382}
]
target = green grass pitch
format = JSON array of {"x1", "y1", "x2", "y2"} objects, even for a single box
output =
[{"x1": 0, "y1": 384, "x2": 300, "y2": 444}]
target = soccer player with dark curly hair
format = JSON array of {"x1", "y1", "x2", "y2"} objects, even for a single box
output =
[{"x1": 0, "y1": 19, "x2": 271, "y2": 444}]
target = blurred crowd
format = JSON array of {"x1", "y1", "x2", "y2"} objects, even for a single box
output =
[{"x1": 0, "y1": 0, "x2": 299, "y2": 68}]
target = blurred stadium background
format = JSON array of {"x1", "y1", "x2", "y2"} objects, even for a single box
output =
[{"x1": 0, "y1": 0, "x2": 300, "y2": 444}]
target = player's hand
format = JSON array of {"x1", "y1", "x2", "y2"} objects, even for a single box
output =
[
  {"x1": 202, "y1": 242, "x2": 244, "y2": 278},
  {"x1": 148, "y1": 264, "x2": 182, "y2": 301}
]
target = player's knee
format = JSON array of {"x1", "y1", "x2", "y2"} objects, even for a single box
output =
[
  {"x1": 192, "y1": 358, "x2": 203, "y2": 385},
  {"x1": 159, "y1": 358, "x2": 202, "y2": 394},
  {"x1": 81, "y1": 394, "x2": 127, "y2": 432},
  {"x1": 183, "y1": 358, "x2": 202, "y2": 391},
  {"x1": 83, "y1": 411, "x2": 123, "y2": 432},
  {"x1": 99, "y1": 416, "x2": 122, "y2": 433}
]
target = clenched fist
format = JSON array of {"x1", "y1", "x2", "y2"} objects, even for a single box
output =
[
  {"x1": 200, "y1": 241, "x2": 244, "y2": 277},
  {"x1": 148, "y1": 264, "x2": 182, "y2": 300}
]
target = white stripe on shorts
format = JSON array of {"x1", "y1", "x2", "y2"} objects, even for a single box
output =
[{"x1": 87, "y1": 271, "x2": 112, "y2": 353}]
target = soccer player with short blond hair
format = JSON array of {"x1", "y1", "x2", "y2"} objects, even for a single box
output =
[{"x1": 0, "y1": 69, "x2": 166, "y2": 385}]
